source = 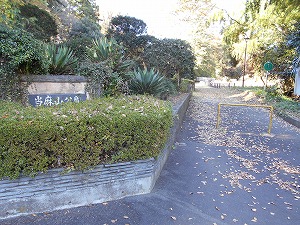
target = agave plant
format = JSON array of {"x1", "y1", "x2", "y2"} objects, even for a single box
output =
[
  {"x1": 87, "y1": 37, "x2": 121, "y2": 62},
  {"x1": 87, "y1": 37, "x2": 134, "y2": 76},
  {"x1": 129, "y1": 67, "x2": 176, "y2": 98},
  {"x1": 46, "y1": 44, "x2": 78, "y2": 74}
]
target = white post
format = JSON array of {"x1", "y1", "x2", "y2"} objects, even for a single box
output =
[
  {"x1": 264, "y1": 71, "x2": 269, "y2": 90},
  {"x1": 295, "y1": 67, "x2": 300, "y2": 95}
]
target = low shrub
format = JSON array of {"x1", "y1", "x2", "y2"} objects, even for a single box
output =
[
  {"x1": 80, "y1": 37, "x2": 134, "y2": 97},
  {"x1": 0, "y1": 96, "x2": 173, "y2": 179},
  {"x1": 77, "y1": 62, "x2": 130, "y2": 97},
  {"x1": 0, "y1": 24, "x2": 48, "y2": 75},
  {"x1": 180, "y1": 78, "x2": 195, "y2": 93},
  {"x1": 0, "y1": 24, "x2": 46, "y2": 102},
  {"x1": 86, "y1": 37, "x2": 134, "y2": 76},
  {"x1": 87, "y1": 37, "x2": 121, "y2": 62},
  {"x1": 65, "y1": 37, "x2": 94, "y2": 61},
  {"x1": 252, "y1": 87, "x2": 300, "y2": 117}
]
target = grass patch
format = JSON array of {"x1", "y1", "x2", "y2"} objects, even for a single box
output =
[{"x1": 240, "y1": 87, "x2": 300, "y2": 119}]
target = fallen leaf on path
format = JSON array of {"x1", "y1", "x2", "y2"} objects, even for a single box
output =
[
  {"x1": 251, "y1": 217, "x2": 258, "y2": 222},
  {"x1": 284, "y1": 202, "x2": 292, "y2": 206}
]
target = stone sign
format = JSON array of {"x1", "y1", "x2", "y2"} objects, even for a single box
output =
[{"x1": 21, "y1": 75, "x2": 89, "y2": 107}]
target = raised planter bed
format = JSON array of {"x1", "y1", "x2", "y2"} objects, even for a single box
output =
[{"x1": 0, "y1": 92, "x2": 191, "y2": 220}]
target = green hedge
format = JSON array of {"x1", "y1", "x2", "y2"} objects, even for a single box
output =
[{"x1": 0, "y1": 96, "x2": 173, "y2": 179}]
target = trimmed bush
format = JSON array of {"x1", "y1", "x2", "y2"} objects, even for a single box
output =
[{"x1": 0, "y1": 96, "x2": 173, "y2": 179}]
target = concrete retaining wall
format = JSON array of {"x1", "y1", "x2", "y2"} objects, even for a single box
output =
[{"x1": 0, "y1": 92, "x2": 191, "y2": 219}]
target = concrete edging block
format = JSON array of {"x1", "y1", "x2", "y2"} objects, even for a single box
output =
[
  {"x1": 277, "y1": 112, "x2": 300, "y2": 129},
  {"x1": 0, "y1": 92, "x2": 191, "y2": 219}
]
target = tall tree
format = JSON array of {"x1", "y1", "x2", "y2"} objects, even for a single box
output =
[
  {"x1": 139, "y1": 38, "x2": 196, "y2": 80},
  {"x1": 106, "y1": 15, "x2": 148, "y2": 59},
  {"x1": 220, "y1": 0, "x2": 300, "y2": 92},
  {"x1": 68, "y1": 0, "x2": 99, "y2": 23},
  {"x1": 176, "y1": 0, "x2": 224, "y2": 77},
  {"x1": 46, "y1": 0, "x2": 101, "y2": 41}
]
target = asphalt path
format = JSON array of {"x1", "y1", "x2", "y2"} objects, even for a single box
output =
[{"x1": 2, "y1": 87, "x2": 300, "y2": 225}]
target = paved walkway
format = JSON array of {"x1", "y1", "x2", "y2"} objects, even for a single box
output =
[{"x1": 2, "y1": 87, "x2": 300, "y2": 225}]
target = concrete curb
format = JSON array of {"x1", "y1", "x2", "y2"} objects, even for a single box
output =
[
  {"x1": 150, "y1": 92, "x2": 192, "y2": 190},
  {"x1": 0, "y1": 93, "x2": 191, "y2": 220},
  {"x1": 276, "y1": 111, "x2": 300, "y2": 129}
]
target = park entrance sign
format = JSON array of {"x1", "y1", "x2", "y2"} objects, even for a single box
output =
[
  {"x1": 264, "y1": 61, "x2": 274, "y2": 71},
  {"x1": 263, "y1": 61, "x2": 273, "y2": 90},
  {"x1": 21, "y1": 75, "x2": 88, "y2": 107}
]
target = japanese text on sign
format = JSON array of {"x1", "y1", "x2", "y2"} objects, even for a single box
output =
[{"x1": 28, "y1": 94, "x2": 87, "y2": 107}]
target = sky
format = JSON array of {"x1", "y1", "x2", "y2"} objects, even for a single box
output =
[{"x1": 96, "y1": 0, "x2": 245, "y2": 40}]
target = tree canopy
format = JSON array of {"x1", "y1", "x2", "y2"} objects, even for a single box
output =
[
  {"x1": 105, "y1": 15, "x2": 196, "y2": 80},
  {"x1": 18, "y1": 3, "x2": 58, "y2": 41},
  {"x1": 176, "y1": 0, "x2": 224, "y2": 77},
  {"x1": 107, "y1": 15, "x2": 147, "y2": 36},
  {"x1": 220, "y1": 0, "x2": 300, "y2": 92},
  {"x1": 106, "y1": 15, "x2": 148, "y2": 59},
  {"x1": 176, "y1": 0, "x2": 300, "y2": 93},
  {"x1": 67, "y1": 0, "x2": 99, "y2": 23},
  {"x1": 139, "y1": 38, "x2": 196, "y2": 80}
]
